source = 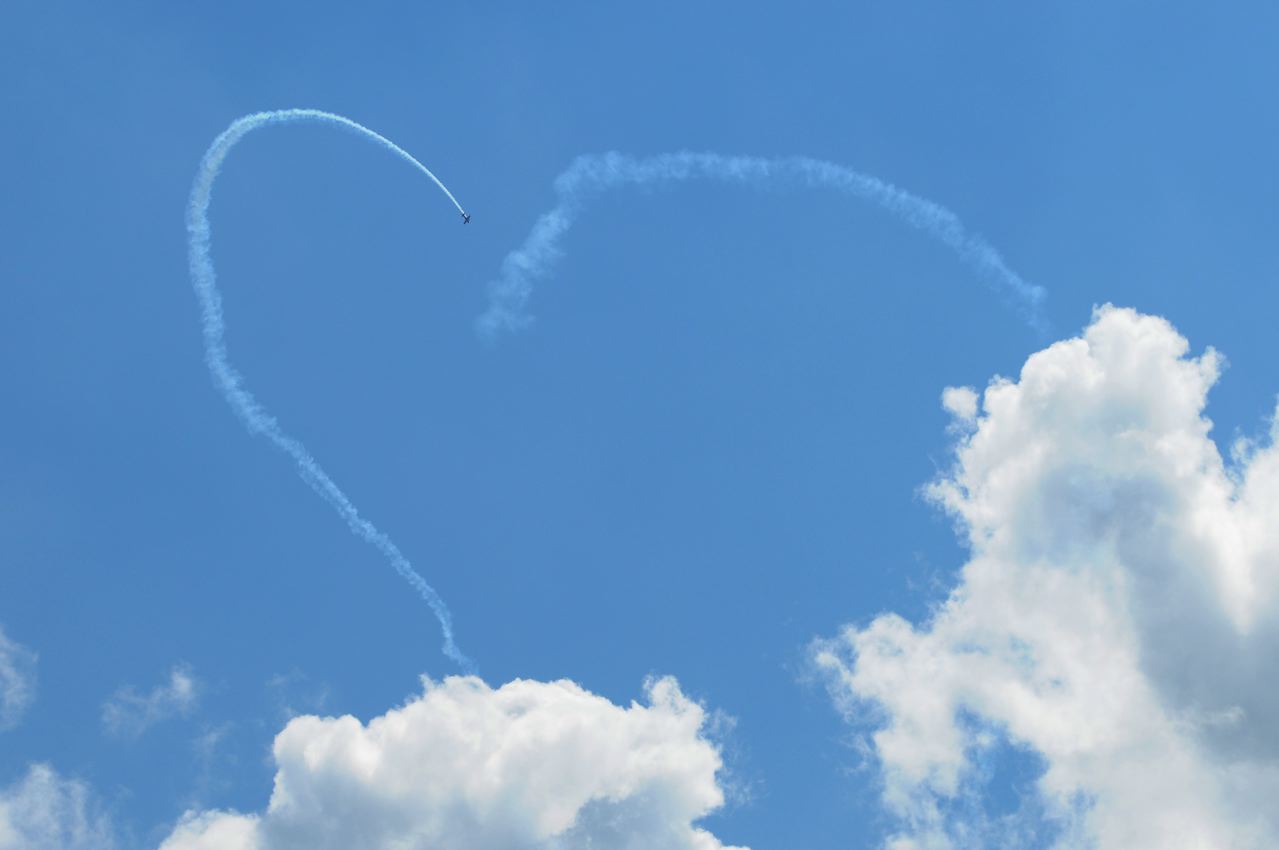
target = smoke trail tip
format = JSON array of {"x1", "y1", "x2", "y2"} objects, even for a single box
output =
[
  {"x1": 474, "y1": 306, "x2": 534, "y2": 343},
  {"x1": 446, "y1": 643, "x2": 479, "y2": 675}
]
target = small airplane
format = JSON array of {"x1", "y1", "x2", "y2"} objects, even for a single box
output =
[{"x1": 461, "y1": 212, "x2": 471, "y2": 224}]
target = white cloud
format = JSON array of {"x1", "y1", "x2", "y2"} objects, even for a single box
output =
[
  {"x1": 0, "y1": 764, "x2": 116, "y2": 850},
  {"x1": 0, "y1": 627, "x2": 36, "y2": 731},
  {"x1": 817, "y1": 306, "x2": 1279, "y2": 849},
  {"x1": 102, "y1": 664, "x2": 200, "y2": 738},
  {"x1": 159, "y1": 675, "x2": 746, "y2": 850},
  {"x1": 939, "y1": 386, "x2": 978, "y2": 425}
]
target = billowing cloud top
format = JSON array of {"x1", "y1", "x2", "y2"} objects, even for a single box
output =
[
  {"x1": 818, "y1": 306, "x2": 1279, "y2": 848},
  {"x1": 0, "y1": 764, "x2": 115, "y2": 850},
  {"x1": 160, "y1": 675, "x2": 746, "y2": 850}
]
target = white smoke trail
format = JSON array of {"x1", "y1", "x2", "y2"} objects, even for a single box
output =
[
  {"x1": 186, "y1": 109, "x2": 474, "y2": 672},
  {"x1": 479, "y1": 151, "x2": 1047, "y2": 338}
]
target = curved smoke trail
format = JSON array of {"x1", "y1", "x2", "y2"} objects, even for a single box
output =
[
  {"x1": 187, "y1": 109, "x2": 474, "y2": 672},
  {"x1": 479, "y1": 152, "x2": 1047, "y2": 338}
]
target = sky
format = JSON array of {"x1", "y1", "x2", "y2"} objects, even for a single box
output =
[{"x1": 3, "y1": 2, "x2": 1279, "y2": 848}]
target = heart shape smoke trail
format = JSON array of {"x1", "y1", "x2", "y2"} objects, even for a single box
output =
[
  {"x1": 186, "y1": 109, "x2": 474, "y2": 672},
  {"x1": 188, "y1": 111, "x2": 1046, "y2": 674}
]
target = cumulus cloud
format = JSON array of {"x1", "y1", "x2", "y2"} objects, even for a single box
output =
[
  {"x1": 0, "y1": 627, "x2": 36, "y2": 731},
  {"x1": 817, "y1": 306, "x2": 1279, "y2": 849},
  {"x1": 102, "y1": 664, "x2": 200, "y2": 738},
  {"x1": 0, "y1": 764, "x2": 116, "y2": 850},
  {"x1": 159, "y1": 675, "x2": 745, "y2": 850}
]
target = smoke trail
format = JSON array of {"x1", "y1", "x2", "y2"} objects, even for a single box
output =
[
  {"x1": 479, "y1": 152, "x2": 1047, "y2": 338},
  {"x1": 186, "y1": 109, "x2": 474, "y2": 672}
]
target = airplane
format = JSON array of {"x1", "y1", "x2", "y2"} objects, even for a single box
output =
[{"x1": 461, "y1": 212, "x2": 471, "y2": 224}]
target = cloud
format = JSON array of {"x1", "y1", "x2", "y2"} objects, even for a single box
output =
[
  {"x1": 816, "y1": 306, "x2": 1279, "y2": 849},
  {"x1": 159, "y1": 675, "x2": 746, "y2": 850},
  {"x1": 0, "y1": 764, "x2": 116, "y2": 850},
  {"x1": 102, "y1": 664, "x2": 200, "y2": 738},
  {"x1": 0, "y1": 627, "x2": 36, "y2": 731}
]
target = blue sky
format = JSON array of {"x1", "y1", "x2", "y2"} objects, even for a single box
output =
[{"x1": 4, "y1": 2, "x2": 1279, "y2": 849}]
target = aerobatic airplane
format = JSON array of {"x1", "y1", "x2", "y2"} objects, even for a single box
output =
[{"x1": 461, "y1": 212, "x2": 471, "y2": 224}]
